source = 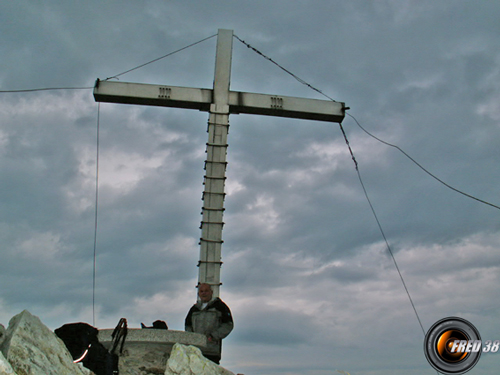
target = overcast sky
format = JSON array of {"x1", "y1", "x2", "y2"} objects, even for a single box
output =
[{"x1": 1, "y1": 1, "x2": 500, "y2": 374}]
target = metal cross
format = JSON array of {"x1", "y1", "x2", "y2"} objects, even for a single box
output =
[{"x1": 93, "y1": 29, "x2": 346, "y2": 298}]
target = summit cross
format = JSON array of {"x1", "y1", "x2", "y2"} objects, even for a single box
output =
[{"x1": 93, "y1": 29, "x2": 346, "y2": 298}]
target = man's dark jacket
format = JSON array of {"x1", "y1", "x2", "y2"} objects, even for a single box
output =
[{"x1": 185, "y1": 297, "x2": 233, "y2": 358}]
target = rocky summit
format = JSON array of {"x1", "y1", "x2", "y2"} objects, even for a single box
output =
[{"x1": 0, "y1": 310, "x2": 238, "y2": 375}]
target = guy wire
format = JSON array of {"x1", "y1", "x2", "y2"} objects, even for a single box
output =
[
  {"x1": 235, "y1": 33, "x2": 427, "y2": 335},
  {"x1": 234, "y1": 34, "x2": 336, "y2": 102},
  {"x1": 93, "y1": 103, "x2": 101, "y2": 326},
  {"x1": 89, "y1": 34, "x2": 218, "y2": 325},
  {"x1": 105, "y1": 33, "x2": 217, "y2": 81},
  {"x1": 354, "y1": 159, "x2": 426, "y2": 335},
  {"x1": 347, "y1": 113, "x2": 500, "y2": 211},
  {"x1": 0, "y1": 87, "x2": 93, "y2": 93}
]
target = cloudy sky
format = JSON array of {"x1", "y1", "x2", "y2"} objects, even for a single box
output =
[{"x1": 1, "y1": 1, "x2": 500, "y2": 374}]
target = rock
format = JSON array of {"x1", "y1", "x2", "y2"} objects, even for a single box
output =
[
  {"x1": 0, "y1": 324, "x2": 5, "y2": 348},
  {"x1": 0, "y1": 310, "x2": 91, "y2": 375},
  {"x1": 165, "y1": 343, "x2": 234, "y2": 375},
  {"x1": 0, "y1": 350, "x2": 17, "y2": 374}
]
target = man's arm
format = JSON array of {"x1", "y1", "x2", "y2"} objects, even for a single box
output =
[
  {"x1": 184, "y1": 306, "x2": 196, "y2": 332},
  {"x1": 209, "y1": 300, "x2": 234, "y2": 340}
]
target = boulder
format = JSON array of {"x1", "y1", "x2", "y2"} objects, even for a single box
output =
[
  {"x1": 0, "y1": 324, "x2": 5, "y2": 347},
  {"x1": 0, "y1": 350, "x2": 17, "y2": 374},
  {"x1": 165, "y1": 343, "x2": 234, "y2": 375},
  {"x1": 0, "y1": 310, "x2": 91, "y2": 375}
]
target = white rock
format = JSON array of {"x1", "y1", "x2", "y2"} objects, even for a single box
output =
[
  {"x1": 0, "y1": 310, "x2": 89, "y2": 375},
  {"x1": 165, "y1": 343, "x2": 234, "y2": 375},
  {"x1": 0, "y1": 351, "x2": 17, "y2": 374}
]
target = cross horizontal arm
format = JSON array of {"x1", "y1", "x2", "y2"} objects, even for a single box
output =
[
  {"x1": 228, "y1": 91, "x2": 345, "y2": 123},
  {"x1": 93, "y1": 80, "x2": 213, "y2": 111},
  {"x1": 94, "y1": 80, "x2": 346, "y2": 123}
]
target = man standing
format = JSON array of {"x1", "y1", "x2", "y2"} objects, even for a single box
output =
[{"x1": 185, "y1": 283, "x2": 234, "y2": 364}]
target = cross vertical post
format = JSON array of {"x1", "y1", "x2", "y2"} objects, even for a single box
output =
[{"x1": 198, "y1": 29, "x2": 233, "y2": 298}]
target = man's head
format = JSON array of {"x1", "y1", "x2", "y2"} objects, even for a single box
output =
[{"x1": 198, "y1": 283, "x2": 213, "y2": 303}]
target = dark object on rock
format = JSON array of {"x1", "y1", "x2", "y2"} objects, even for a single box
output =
[
  {"x1": 140, "y1": 320, "x2": 168, "y2": 330},
  {"x1": 55, "y1": 323, "x2": 98, "y2": 360},
  {"x1": 56, "y1": 318, "x2": 127, "y2": 375}
]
